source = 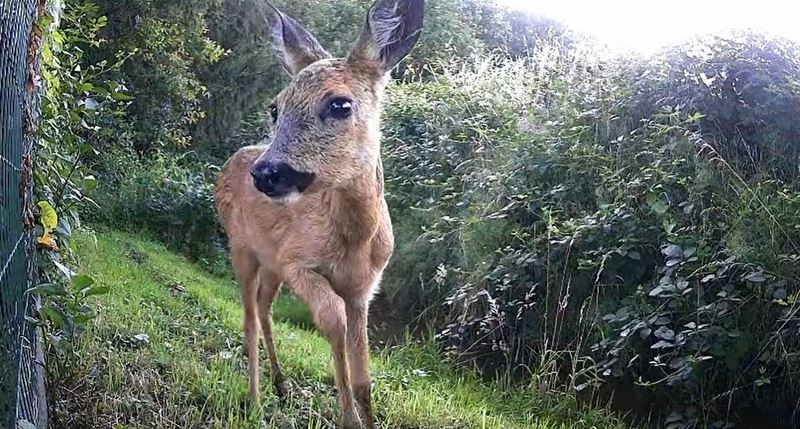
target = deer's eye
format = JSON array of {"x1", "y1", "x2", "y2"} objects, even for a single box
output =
[
  {"x1": 268, "y1": 104, "x2": 278, "y2": 123},
  {"x1": 327, "y1": 98, "x2": 353, "y2": 120}
]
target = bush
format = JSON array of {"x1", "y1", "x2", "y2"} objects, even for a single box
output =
[
  {"x1": 35, "y1": 0, "x2": 127, "y2": 344},
  {"x1": 381, "y1": 36, "x2": 800, "y2": 427},
  {"x1": 90, "y1": 150, "x2": 225, "y2": 271},
  {"x1": 629, "y1": 33, "x2": 800, "y2": 181}
]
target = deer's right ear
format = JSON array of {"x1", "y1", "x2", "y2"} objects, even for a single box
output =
[
  {"x1": 348, "y1": 0, "x2": 425, "y2": 77},
  {"x1": 267, "y1": 3, "x2": 330, "y2": 76}
]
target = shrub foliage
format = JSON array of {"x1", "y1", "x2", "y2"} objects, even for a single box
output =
[{"x1": 382, "y1": 37, "x2": 800, "y2": 427}]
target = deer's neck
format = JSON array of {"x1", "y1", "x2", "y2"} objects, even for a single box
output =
[{"x1": 324, "y1": 162, "x2": 385, "y2": 247}]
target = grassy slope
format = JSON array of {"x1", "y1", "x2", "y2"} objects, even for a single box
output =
[{"x1": 54, "y1": 230, "x2": 627, "y2": 429}]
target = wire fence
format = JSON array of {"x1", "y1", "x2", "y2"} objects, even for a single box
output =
[{"x1": 1, "y1": 0, "x2": 47, "y2": 427}]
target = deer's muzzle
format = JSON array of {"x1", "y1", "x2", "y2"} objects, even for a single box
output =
[{"x1": 250, "y1": 161, "x2": 316, "y2": 199}]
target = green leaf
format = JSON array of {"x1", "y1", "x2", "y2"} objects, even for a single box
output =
[
  {"x1": 73, "y1": 313, "x2": 97, "y2": 325},
  {"x1": 81, "y1": 285, "x2": 110, "y2": 297},
  {"x1": 27, "y1": 283, "x2": 66, "y2": 297},
  {"x1": 42, "y1": 304, "x2": 67, "y2": 328},
  {"x1": 79, "y1": 144, "x2": 95, "y2": 155},
  {"x1": 37, "y1": 201, "x2": 58, "y2": 232},
  {"x1": 78, "y1": 82, "x2": 94, "y2": 93},
  {"x1": 83, "y1": 174, "x2": 98, "y2": 190},
  {"x1": 650, "y1": 200, "x2": 668, "y2": 215},
  {"x1": 111, "y1": 91, "x2": 134, "y2": 101},
  {"x1": 71, "y1": 274, "x2": 94, "y2": 289}
]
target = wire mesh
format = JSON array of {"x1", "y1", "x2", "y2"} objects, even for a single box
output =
[{"x1": 1, "y1": 0, "x2": 47, "y2": 427}]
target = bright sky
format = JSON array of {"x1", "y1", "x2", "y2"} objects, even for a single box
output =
[{"x1": 498, "y1": 0, "x2": 800, "y2": 53}]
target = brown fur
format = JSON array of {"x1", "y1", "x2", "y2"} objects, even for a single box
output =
[{"x1": 214, "y1": 1, "x2": 423, "y2": 428}]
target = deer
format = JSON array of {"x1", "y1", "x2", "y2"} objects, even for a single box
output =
[{"x1": 213, "y1": 0, "x2": 424, "y2": 427}]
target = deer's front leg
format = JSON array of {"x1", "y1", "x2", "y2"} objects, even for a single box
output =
[
  {"x1": 286, "y1": 266, "x2": 361, "y2": 428},
  {"x1": 346, "y1": 297, "x2": 375, "y2": 429},
  {"x1": 230, "y1": 247, "x2": 261, "y2": 403}
]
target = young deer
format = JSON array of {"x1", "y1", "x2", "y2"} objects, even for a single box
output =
[{"x1": 213, "y1": 0, "x2": 424, "y2": 427}]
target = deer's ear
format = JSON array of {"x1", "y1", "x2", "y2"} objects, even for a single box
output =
[
  {"x1": 267, "y1": 4, "x2": 330, "y2": 76},
  {"x1": 348, "y1": 0, "x2": 424, "y2": 76}
]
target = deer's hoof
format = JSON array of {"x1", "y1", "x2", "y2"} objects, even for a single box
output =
[{"x1": 273, "y1": 375, "x2": 288, "y2": 400}]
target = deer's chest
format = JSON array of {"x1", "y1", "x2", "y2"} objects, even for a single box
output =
[{"x1": 313, "y1": 223, "x2": 393, "y2": 297}]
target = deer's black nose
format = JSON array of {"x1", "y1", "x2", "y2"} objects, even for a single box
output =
[{"x1": 250, "y1": 161, "x2": 315, "y2": 198}]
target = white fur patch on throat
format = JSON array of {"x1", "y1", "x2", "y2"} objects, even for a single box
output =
[{"x1": 270, "y1": 191, "x2": 302, "y2": 206}]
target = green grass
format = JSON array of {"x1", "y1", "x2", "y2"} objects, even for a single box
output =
[{"x1": 50, "y1": 230, "x2": 629, "y2": 429}]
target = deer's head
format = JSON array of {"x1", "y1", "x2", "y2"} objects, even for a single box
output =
[{"x1": 250, "y1": 0, "x2": 424, "y2": 201}]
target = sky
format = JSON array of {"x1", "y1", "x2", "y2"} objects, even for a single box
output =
[{"x1": 497, "y1": 0, "x2": 800, "y2": 53}]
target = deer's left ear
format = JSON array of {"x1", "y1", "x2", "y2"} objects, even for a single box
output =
[{"x1": 348, "y1": 0, "x2": 425, "y2": 75}]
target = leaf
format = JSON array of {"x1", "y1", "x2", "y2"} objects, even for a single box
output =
[
  {"x1": 42, "y1": 304, "x2": 67, "y2": 329},
  {"x1": 81, "y1": 285, "x2": 110, "y2": 297},
  {"x1": 650, "y1": 200, "x2": 668, "y2": 215},
  {"x1": 651, "y1": 340, "x2": 675, "y2": 349},
  {"x1": 669, "y1": 357, "x2": 686, "y2": 369},
  {"x1": 83, "y1": 175, "x2": 98, "y2": 190},
  {"x1": 664, "y1": 244, "x2": 683, "y2": 257},
  {"x1": 83, "y1": 97, "x2": 99, "y2": 110},
  {"x1": 53, "y1": 260, "x2": 75, "y2": 279},
  {"x1": 56, "y1": 217, "x2": 72, "y2": 236},
  {"x1": 745, "y1": 272, "x2": 767, "y2": 283},
  {"x1": 36, "y1": 201, "x2": 59, "y2": 251},
  {"x1": 36, "y1": 232, "x2": 59, "y2": 252},
  {"x1": 79, "y1": 144, "x2": 95, "y2": 155},
  {"x1": 111, "y1": 91, "x2": 134, "y2": 101},
  {"x1": 654, "y1": 316, "x2": 671, "y2": 325},
  {"x1": 27, "y1": 283, "x2": 66, "y2": 297},
  {"x1": 37, "y1": 200, "x2": 58, "y2": 232},
  {"x1": 649, "y1": 285, "x2": 677, "y2": 297},
  {"x1": 71, "y1": 274, "x2": 94, "y2": 289},
  {"x1": 654, "y1": 326, "x2": 675, "y2": 340}
]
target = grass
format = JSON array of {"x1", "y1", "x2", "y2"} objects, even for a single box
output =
[{"x1": 49, "y1": 229, "x2": 629, "y2": 429}]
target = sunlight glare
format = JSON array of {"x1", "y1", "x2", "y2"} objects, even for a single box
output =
[{"x1": 497, "y1": 0, "x2": 800, "y2": 53}]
